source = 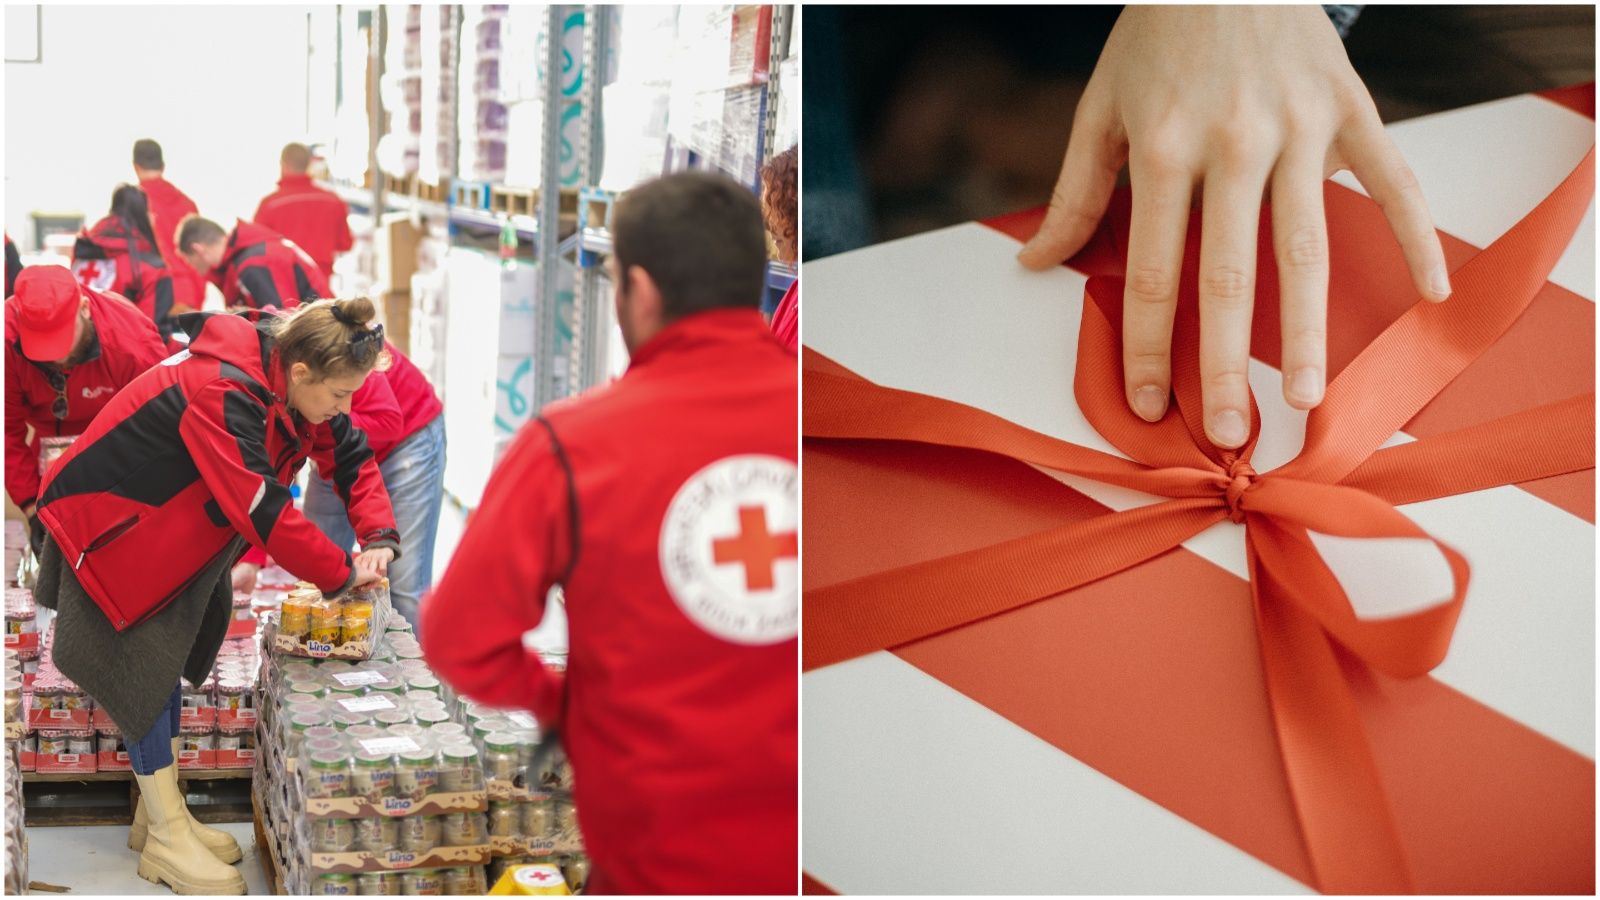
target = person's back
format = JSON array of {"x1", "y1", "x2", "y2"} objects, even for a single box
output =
[
  {"x1": 132, "y1": 139, "x2": 207, "y2": 311},
  {"x1": 254, "y1": 143, "x2": 352, "y2": 282},
  {"x1": 421, "y1": 171, "x2": 797, "y2": 894},
  {"x1": 177, "y1": 217, "x2": 329, "y2": 311},
  {"x1": 72, "y1": 185, "x2": 177, "y2": 343},
  {"x1": 547, "y1": 308, "x2": 796, "y2": 893}
]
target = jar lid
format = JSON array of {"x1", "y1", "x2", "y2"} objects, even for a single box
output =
[
  {"x1": 442, "y1": 744, "x2": 479, "y2": 762},
  {"x1": 355, "y1": 751, "x2": 391, "y2": 767},
  {"x1": 400, "y1": 748, "x2": 438, "y2": 764},
  {"x1": 484, "y1": 731, "x2": 520, "y2": 753},
  {"x1": 303, "y1": 738, "x2": 344, "y2": 756},
  {"x1": 413, "y1": 709, "x2": 450, "y2": 725},
  {"x1": 345, "y1": 725, "x2": 383, "y2": 741},
  {"x1": 308, "y1": 751, "x2": 349, "y2": 770}
]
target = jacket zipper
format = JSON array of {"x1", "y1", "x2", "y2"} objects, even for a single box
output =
[{"x1": 74, "y1": 514, "x2": 139, "y2": 569}]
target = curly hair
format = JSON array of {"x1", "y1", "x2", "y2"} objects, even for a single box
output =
[{"x1": 760, "y1": 145, "x2": 798, "y2": 263}]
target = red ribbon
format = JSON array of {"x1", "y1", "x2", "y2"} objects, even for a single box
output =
[{"x1": 803, "y1": 147, "x2": 1594, "y2": 894}]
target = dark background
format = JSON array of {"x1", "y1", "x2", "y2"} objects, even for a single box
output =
[{"x1": 802, "y1": 5, "x2": 1597, "y2": 261}]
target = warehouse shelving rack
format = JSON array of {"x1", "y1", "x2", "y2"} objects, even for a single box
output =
[{"x1": 324, "y1": 5, "x2": 793, "y2": 412}]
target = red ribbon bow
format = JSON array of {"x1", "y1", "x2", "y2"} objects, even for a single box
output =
[{"x1": 803, "y1": 147, "x2": 1594, "y2": 894}]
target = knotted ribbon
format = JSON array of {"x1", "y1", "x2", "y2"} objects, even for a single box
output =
[{"x1": 803, "y1": 146, "x2": 1594, "y2": 894}]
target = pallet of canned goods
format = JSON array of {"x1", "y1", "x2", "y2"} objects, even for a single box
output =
[
  {"x1": 271, "y1": 579, "x2": 393, "y2": 660},
  {"x1": 256, "y1": 622, "x2": 493, "y2": 894},
  {"x1": 462, "y1": 700, "x2": 584, "y2": 859}
]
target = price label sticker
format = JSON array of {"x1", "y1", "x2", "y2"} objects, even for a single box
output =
[
  {"x1": 332, "y1": 670, "x2": 387, "y2": 688},
  {"x1": 338, "y1": 695, "x2": 397, "y2": 713},
  {"x1": 359, "y1": 737, "x2": 421, "y2": 755}
]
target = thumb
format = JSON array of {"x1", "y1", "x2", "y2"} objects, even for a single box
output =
[{"x1": 1018, "y1": 100, "x2": 1124, "y2": 270}]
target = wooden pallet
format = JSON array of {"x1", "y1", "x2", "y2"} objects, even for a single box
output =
[
  {"x1": 490, "y1": 184, "x2": 537, "y2": 217},
  {"x1": 417, "y1": 179, "x2": 450, "y2": 204},
  {"x1": 454, "y1": 181, "x2": 490, "y2": 211},
  {"x1": 24, "y1": 767, "x2": 252, "y2": 827},
  {"x1": 252, "y1": 785, "x2": 287, "y2": 895}
]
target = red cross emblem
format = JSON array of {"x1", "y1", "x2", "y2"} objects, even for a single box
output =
[
  {"x1": 526, "y1": 870, "x2": 553, "y2": 882},
  {"x1": 76, "y1": 261, "x2": 102, "y2": 285},
  {"x1": 712, "y1": 505, "x2": 798, "y2": 591}
]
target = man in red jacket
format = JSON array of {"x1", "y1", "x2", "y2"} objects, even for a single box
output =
[
  {"x1": 254, "y1": 143, "x2": 353, "y2": 283},
  {"x1": 133, "y1": 140, "x2": 208, "y2": 312},
  {"x1": 5, "y1": 266, "x2": 169, "y2": 541},
  {"x1": 176, "y1": 216, "x2": 330, "y2": 311},
  {"x1": 422, "y1": 171, "x2": 797, "y2": 895}
]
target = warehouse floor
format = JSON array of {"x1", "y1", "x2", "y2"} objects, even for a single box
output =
[{"x1": 24, "y1": 822, "x2": 269, "y2": 894}]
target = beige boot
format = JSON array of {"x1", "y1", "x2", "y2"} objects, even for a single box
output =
[
  {"x1": 127, "y1": 739, "x2": 243, "y2": 863},
  {"x1": 132, "y1": 763, "x2": 246, "y2": 895}
]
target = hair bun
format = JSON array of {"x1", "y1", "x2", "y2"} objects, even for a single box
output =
[{"x1": 331, "y1": 297, "x2": 377, "y2": 327}]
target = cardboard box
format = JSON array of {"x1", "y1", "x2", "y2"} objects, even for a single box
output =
[
  {"x1": 302, "y1": 789, "x2": 489, "y2": 820},
  {"x1": 308, "y1": 843, "x2": 491, "y2": 875}
]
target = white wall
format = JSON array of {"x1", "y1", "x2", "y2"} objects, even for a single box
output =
[{"x1": 4, "y1": 5, "x2": 317, "y2": 249}]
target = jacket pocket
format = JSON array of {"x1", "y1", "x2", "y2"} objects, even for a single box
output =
[{"x1": 74, "y1": 514, "x2": 140, "y2": 569}]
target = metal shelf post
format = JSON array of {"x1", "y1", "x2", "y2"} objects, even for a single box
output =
[
  {"x1": 572, "y1": 5, "x2": 613, "y2": 395},
  {"x1": 535, "y1": 5, "x2": 572, "y2": 411}
]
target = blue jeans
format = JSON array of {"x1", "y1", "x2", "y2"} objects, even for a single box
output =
[
  {"x1": 304, "y1": 415, "x2": 446, "y2": 634},
  {"x1": 126, "y1": 683, "x2": 182, "y2": 775}
]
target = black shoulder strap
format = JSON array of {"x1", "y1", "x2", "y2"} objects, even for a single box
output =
[{"x1": 534, "y1": 416, "x2": 580, "y2": 585}]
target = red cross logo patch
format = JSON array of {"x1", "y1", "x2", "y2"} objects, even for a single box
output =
[
  {"x1": 72, "y1": 258, "x2": 116, "y2": 292},
  {"x1": 660, "y1": 455, "x2": 799, "y2": 644}
]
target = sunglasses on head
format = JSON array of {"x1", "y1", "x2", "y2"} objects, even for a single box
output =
[{"x1": 348, "y1": 322, "x2": 385, "y2": 366}]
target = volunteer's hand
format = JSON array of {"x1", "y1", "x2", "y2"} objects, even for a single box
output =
[
  {"x1": 231, "y1": 562, "x2": 260, "y2": 595},
  {"x1": 1018, "y1": 5, "x2": 1450, "y2": 448},
  {"x1": 355, "y1": 547, "x2": 395, "y2": 581}
]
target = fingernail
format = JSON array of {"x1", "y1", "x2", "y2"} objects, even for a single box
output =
[
  {"x1": 1429, "y1": 265, "x2": 1452, "y2": 301},
  {"x1": 1211, "y1": 409, "x2": 1248, "y2": 447},
  {"x1": 1287, "y1": 367, "x2": 1323, "y2": 406},
  {"x1": 1131, "y1": 385, "x2": 1167, "y2": 422}
]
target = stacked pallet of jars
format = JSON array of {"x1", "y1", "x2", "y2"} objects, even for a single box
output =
[
  {"x1": 465, "y1": 682, "x2": 590, "y2": 893},
  {"x1": 257, "y1": 607, "x2": 492, "y2": 895}
]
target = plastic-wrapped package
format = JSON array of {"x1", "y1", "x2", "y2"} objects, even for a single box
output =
[{"x1": 3, "y1": 741, "x2": 25, "y2": 895}]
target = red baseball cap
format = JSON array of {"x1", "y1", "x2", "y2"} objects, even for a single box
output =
[{"x1": 12, "y1": 266, "x2": 85, "y2": 362}]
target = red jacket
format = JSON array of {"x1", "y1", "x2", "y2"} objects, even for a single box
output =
[
  {"x1": 5, "y1": 286, "x2": 170, "y2": 509},
  {"x1": 422, "y1": 309, "x2": 797, "y2": 895},
  {"x1": 72, "y1": 215, "x2": 177, "y2": 343},
  {"x1": 254, "y1": 174, "x2": 353, "y2": 282},
  {"x1": 350, "y1": 342, "x2": 443, "y2": 462},
  {"x1": 238, "y1": 338, "x2": 442, "y2": 570},
  {"x1": 37, "y1": 312, "x2": 399, "y2": 631},
  {"x1": 138, "y1": 176, "x2": 208, "y2": 310},
  {"x1": 211, "y1": 221, "x2": 330, "y2": 311}
]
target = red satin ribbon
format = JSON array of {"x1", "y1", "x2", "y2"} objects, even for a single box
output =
[{"x1": 803, "y1": 146, "x2": 1594, "y2": 894}]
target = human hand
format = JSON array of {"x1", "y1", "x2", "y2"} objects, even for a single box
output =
[
  {"x1": 231, "y1": 562, "x2": 260, "y2": 595},
  {"x1": 1018, "y1": 5, "x2": 1450, "y2": 448},
  {"x1": 355, "y1": 547, "x2": 395, "y2": 582}
]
